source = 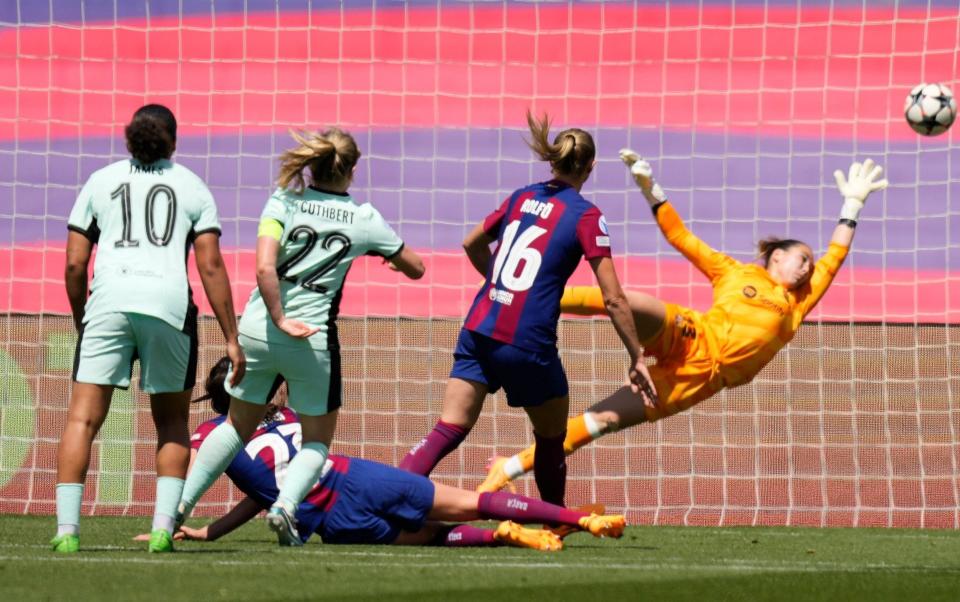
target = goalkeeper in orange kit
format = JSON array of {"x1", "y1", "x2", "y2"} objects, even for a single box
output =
[{"x1": 479, "y1": 150, "x2": 888, "y2": 493}]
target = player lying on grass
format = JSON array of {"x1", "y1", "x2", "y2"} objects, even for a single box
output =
[
  {"x1": 479, "y1": 153, "x2": 888, "y2": 493},
  {"x1": 169, "y1": 358, "x2": 626, "y2": 551}
]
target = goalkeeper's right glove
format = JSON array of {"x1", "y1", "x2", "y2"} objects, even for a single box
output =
[
  {"x1": 619, "y1": 148, "x2": 667, "y2": 207},
  {"x1": 833, "y1": 158, "x2": 888, "y2": 223}
]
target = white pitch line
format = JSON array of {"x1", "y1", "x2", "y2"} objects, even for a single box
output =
[
  {"x1": 0, "y1": 542, "x2": 136, "y2": 551},
  {"x1": 1, "y1": 554, "x2": 955, "y2": 574},
  {"x1": 683, "y1": 528, "x2": 958, "y2": 541}
]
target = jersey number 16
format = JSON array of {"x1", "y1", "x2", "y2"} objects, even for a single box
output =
[{"x1": 490, "y1": 220, "x2": 546, "y2": 292}]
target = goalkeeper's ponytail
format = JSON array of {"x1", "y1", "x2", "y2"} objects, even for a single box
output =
[
  {"x1": 758, "y1": 237, "x2": 805, "y2": 268},
  {"x1": 525, "y1": 110, "x2": 595, "y2": 181}
]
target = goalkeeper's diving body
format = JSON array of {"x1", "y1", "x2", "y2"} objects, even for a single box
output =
[{"x1": 479, "y1": 151, "x2": 888, "y2": 493}]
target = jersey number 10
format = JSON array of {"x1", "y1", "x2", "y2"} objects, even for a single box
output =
[{"x1": 111, "y1": 182, "x2": 177, "y2": 248}]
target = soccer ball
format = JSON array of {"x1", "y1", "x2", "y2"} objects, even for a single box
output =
[{"x1": 904, "y1": 83, "x2": 957, "y2": 136}]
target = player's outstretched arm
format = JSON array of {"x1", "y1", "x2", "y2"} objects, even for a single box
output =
[
  {"x1": 195, "y1": 232, "x2": 246, "y2": 386},
  {"x1": 180, "y1": 496, "x2": 266, "y2": 542},
  {"x1": 620, "y1": 149, "x2": 737, "y2": 282},
  {"x1": 64, "y1": 231, "x2": 93, "y2": 331},
  {"x1": 795, "y1": 159, "x2": 888, "y2": 316},
  {"x1": 830, "y1": 158, "x2": 888, "y2": 247}
]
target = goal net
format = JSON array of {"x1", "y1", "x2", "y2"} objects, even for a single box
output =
[{"x1": 1, "y1": 1, "x2": 958, "y2": 528}]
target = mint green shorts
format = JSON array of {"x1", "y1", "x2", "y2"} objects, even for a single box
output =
[
  {"x1": 73, "y1": 311, "x2": 197, "y2": 394},
  {"x1": 224, "y1": 334, "x2": 341, "y2": 416}
]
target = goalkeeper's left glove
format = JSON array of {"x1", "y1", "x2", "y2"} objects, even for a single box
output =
[
  {"x1": 619, "y1": 148, "x2": 667, "y2": 207},
  {"x1": 833, "y1": 158, "x2": 888, "y2": 223}
]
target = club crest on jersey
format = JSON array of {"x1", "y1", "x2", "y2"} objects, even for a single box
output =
[
  {"x1": 489, "y1": 287, "x2": 514, "y2": 305},
  {"x1": 742, "y1": 285, "x2": 757, "y2": 298}
]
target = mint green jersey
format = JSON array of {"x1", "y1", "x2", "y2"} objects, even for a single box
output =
[
  {"x1": 67, "y1": 159, "x2": 221, "y2": 330},
  {"x1": 239, "y1": 187, "x2": 404, "y2": 350}
]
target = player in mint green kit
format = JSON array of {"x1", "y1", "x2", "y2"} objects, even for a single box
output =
[
  {"x1": 53, "y1": 104, "x2": 245, "y2": 553},
  {"x1": 178, "y1": 127, "x2": 425, "y2": 546}
]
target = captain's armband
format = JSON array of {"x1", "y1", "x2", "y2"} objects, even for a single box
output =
[{"x1": 257, "y1": 218, "x2": 284, "y2": 241}]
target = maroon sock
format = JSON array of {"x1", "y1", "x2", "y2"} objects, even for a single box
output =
[
  {"x1": 533, "y1": 430, "x2": 567, "y2": 506},
  {"x1": 477, "y1": 491, "x2": 586, "y2": 527},
  {"x1": 434, "y1": 524, "x2": 497, "y2": 547},
  {"x1": 398, "y1": 420, "x2": 469, "y2": 476}
]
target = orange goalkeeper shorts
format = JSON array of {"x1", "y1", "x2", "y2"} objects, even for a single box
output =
[{"x1": 641, "y1": 303, "x2": 723, "y2": 423}]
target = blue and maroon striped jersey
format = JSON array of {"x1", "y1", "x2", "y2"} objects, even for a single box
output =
[
  {"x1": 463, "y1": 180, "x2": 612, "y2": 352},
  {"x1": 191, "y1": 408, "x2": 350, "y2": 542}
]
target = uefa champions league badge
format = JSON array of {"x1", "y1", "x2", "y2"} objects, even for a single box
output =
[{"x1": 596, "y1": 215, "x2": 611, "y2": 247}]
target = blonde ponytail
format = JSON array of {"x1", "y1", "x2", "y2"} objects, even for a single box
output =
[
  {"x1": 524, "y1": 110, "x2": 595, "y2": 180},
  {"x1": 276, "y1": 128, "x2": 360, "y2": 193}
]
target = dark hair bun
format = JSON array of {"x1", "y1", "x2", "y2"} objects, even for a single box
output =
[
  {"x1": 125, "y1": 104, "x2": 177, "y2": 164},
  {"x1": 204, "y1": 356, "x2": 233, "y2": 416}
]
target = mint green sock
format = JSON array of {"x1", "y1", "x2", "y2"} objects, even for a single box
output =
[
  {"x1": 56, "y1": 483, "x2": 84, "y2": 537},
  {"x1": 179, "y1": 422, "x2": 243, "y2": 516},
  {"x1": 276, "y1": 442, "x2": 329, "y2": 513},
  {"x1": 153, "y1": 476, "x2": 185, "y2": 534}
]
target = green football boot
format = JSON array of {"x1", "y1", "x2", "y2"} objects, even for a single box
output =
[
  {"x1": 50, "y1": 533, "x2": 79, "y2": 553},
  {"x1": 147, "y1": 528, "x2": 174, "y2": 553}
]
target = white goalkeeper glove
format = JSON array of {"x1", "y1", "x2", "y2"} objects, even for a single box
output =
[
  {"x1": 619, "y1": 148, "x2": 667, "y2": 207},
  {"x1": 833, "y1": 158, "x2": 888, "y2": 222}
]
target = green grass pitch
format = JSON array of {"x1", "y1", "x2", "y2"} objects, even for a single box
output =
[{"x1": 2, "y1": 516, "x2": 960, "y2": 601}]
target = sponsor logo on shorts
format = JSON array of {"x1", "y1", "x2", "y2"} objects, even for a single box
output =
[{"x1": 675, "y1": 315, "x2": 696, "y2": 339}]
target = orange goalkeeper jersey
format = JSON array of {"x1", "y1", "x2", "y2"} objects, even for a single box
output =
[{"x1": 654, "y1": 202, "x2": 848, "y2": 389}]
